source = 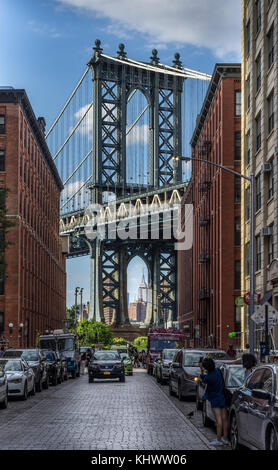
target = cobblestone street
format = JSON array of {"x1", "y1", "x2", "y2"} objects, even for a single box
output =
[{"x1": 0, "y1": 370, "x2": 214, "y2": 451}]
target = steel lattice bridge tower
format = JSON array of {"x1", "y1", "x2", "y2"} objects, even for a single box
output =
[{"x1": 46, "y1": 40, "x2": 211, "y2": 327}]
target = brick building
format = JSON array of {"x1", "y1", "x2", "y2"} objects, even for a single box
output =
[
  {"x1": 128, "y1": 300, "x2": 146, "y2": 323},
  {"x1": 180, "y1": 64, "x2": 242, "y2": 349},
  {"x1": 0, "y1": 88, "x2": 66, "y2": 348}
]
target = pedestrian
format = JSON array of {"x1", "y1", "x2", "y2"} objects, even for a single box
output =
[
  {"x1": 86, "y1": 348, "x2": 93, "y2": 369},
  {"x1": 141, "y1": 350, "x2": 146, "y2": 368},
  {"x1": 226, "y1": 344, "x2": 236, "y2": 359},
  {"x1": 0, "y1": 345, "x2": 4, "y2": 357},
  {"x1": 133, "y1": 349, "x2": 140, "y2": 368},
  {"x1": 199, "y1": 357, "x2": 229, "y2": 446},
  {"x1": 80, "y1": 349, "x2": 87, "y2": 375},
  {"x1": 242, "y1": 353, "x2": 257, "y2": 378}
]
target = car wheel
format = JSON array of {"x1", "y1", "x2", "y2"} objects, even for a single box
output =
[
  {"x1": 169, "y1": 380, "x2": 175, "y2": 397},
  {"x1": 178, "y1": 381, "x2": 184, "y2": 401},
  {"x1": 196, "y1": 390, "x2": 203, "y2": 411},
  {"x1": 36, "y1": 378, "x2": 42, "y2": 393},
  {"x1": 0, "y1": 390, "x2": 8, "y2": 409},
  {"x1": 202, "y1": 401, "x2": 211, "y2": 427},
  {"x1": 88, "y1": 376, "x2": 94, "y2": 383},
  {"x1": 230, "y1": 414, "x2": 240, "y2": 450},
  {"x1": 22, "y1": 383, "x2": 28, "y2": 401},
  {"x1": 120, "y1": 375, "x2": 125, "y2": 383},
  {"x1": 43, "y1": 376, "x2": 49, "y2": 390},
  {"x1": 269, "y1": 427, "x2": 278, "y2": 450}
]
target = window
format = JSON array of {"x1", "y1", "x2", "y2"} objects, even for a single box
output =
[
  {"x1": 256, "y1": 112, "x2": 261, "y2": 151},
  {"x1": 246, "y1": 20, "x2": 250, "y2": 55},
  {"x1": 245, "y1": 132, "x2": 251, "y2": 165},
  {"x1": 246, "y1": 243, "x2": 250, "y2": 276},
  {"x1": 234, "y1": 176, "x2": 241, "y2": 204},
  {"x1": 0, "y1": 312, "x2": 4, "y2": 332},
  {"x1": 268, "y1": 91, "x2": 274, "y2": 134},
  {"x1": 0, "y1": 116, "x2": 5, "y2": 134},
  {"x1": 268, "y1": 25, "x2": 274, "y2": 69},
  {"x1": 246, "y1": 76, "x2": 251, "y2": 109},
  {"x1": 256, "y1": 174, "x2": 261, "y2": 211},
  {"x1": 268, "y1": 226, "x2": 274, "y2": 264},
  {"x1": 246, "y1": 369, "x2": 265, "y2": 390},
  {"x1": 235, "y1": 260, "x2": 241, "y2": 290},
  {"x1": 268, "y1": 161, "x2": 274, "y2": 199},
  {"x1": 235, "y1": 131, "x2": 241, "y2": 160},
  {"x1": 235, "y1": 307, "x2": 241, "y2": 332},
  {"x1": 0, "y1": 151, "x2": 5, "y2": 171},
  {"x1": 256, "y1": 235, "x2": 261, "y2": 271},
  {"x1": 256, "y1": 52, "x2": 261, "y2": 91},
  {"x1": 256, "y1": 0, "x2": 261, "y2": 32},
  {"x1": 235, "y1": 216, "x2": 241, "y2": 246},
  {"x1": 235, "y1": 91, "x2": 241, "y2": 117}
]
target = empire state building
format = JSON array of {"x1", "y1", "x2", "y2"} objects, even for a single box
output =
[{"x1": 138, "y1": 271, "x2": 148, "y2": 303}]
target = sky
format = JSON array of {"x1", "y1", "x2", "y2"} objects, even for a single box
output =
[{"x1": 0, "y1": 0, "x2": 241, "y2": 307}]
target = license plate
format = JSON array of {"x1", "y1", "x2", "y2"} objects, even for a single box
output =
[{"x1": 103, "y1": 371, "x2": 110, "y2": 375}]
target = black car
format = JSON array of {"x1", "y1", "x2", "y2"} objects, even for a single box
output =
[
  {"x1": 3, "y1": 348, "x2": 49, "y2": 392},
  {"x1": 40, "y1": 350, "x2": 63, "y2": 386},
  {"x1": 88, "y1": 350, "x2": 125, "y2": 383},
  {"x1": 169, "y1": 348, "x2": 229, "y2": 401},
  {"x1": 230, "y1": 364, "x2": 278, "y2": 450}
]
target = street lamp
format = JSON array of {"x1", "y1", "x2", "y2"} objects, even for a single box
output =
[
  {"x1": 74, "y1": 287, "x2": 80, "y2": 330},
  {"x1": 172, "y1": 155, "x2": 255, "y2": 354},
  {"x1": 80, "y1": 288, "x2": 84, "y2": 322},
  {"x1": 8, "y1": 322, "x2": 13, "y2": 336}
]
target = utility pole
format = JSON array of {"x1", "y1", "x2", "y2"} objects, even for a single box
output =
[
  {"x1": 74, "y1": 287, "x2": 80, "y2": 331},
  {"x1": 80, "y1": 288, "x2": 84, "y2": 322},
  {"x1": 265, "y1": 303, "x2": 269, "y2": 363}
]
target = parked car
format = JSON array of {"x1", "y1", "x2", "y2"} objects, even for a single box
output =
[
  {"x1": 0, "y1": 362, "x2": 8, "y2": 408},
  {"x1": 40, "y1": 350, "x2": 63, "y2": 386},
  {"x1": 153, "y1": 349, "x2": 178, "y2": 384},
  {"x1": 201, "y1": 363, "x2": 245, "y2": 427},
  {"x1": 120, "y1": 353, "x2": 133, "y2": 376},
  {"x1": 4, "y1": 349, "x2": 49, "y2": 392},
  {"x1": 88, "y1": 350, "x2": 125, "y2": 383},
  {"x1": 0, "y1": 358, "x2": 35, "y2": 400},
  {"x1": 229, "y1": 364, "x2": 278, "y2": 450},
  {"x1": 169, "y1": 349, "x2": 229, "y2": 401},
  {"x1": 196, "y1": 358, "x2": 241, "y2": 410}
]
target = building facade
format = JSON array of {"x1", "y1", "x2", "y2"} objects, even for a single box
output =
[
  {"x1": 190, "y1": 64, "x2": 242, "y2": 350},
  {"x1": 0, "y1": 89, "x2": 66, "y2": 348},
  {"x1": 241, "y1": 0, "x2": 278, "y2": 347}
]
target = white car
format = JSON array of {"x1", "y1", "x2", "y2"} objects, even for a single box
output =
[
  {"x1": 0, "y1": 358, "x2": 36, "y2": 400},
  {"x1": 0, "y1": 364, "x2": 8, "y2": 408}
]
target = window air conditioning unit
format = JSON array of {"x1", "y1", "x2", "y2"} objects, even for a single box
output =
[
  {"x1": 261, "y1": 162, "x2": 272, "y2": 173},
  {"x1": 275, "y1": 145, "x2": 278, "y2": 156},
  {"x1": 261, "y1": 226, "x2": 273, "y2": 237}
]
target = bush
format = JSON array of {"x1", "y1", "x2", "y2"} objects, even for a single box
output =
[{"x1": 133, "y1": 336, "x2": 148, "y2": 351}]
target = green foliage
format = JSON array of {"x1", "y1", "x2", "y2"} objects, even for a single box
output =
[
  {"x1": 66, "y1": 305, "x2": 76, "y2": 329},
  {"x1": 0, "y1": 189, "x2": 15, "y2": 281},
  {"x1": 133, "y1": 336, "x2": 148, "y2": 351},
  {"x1": 112, "y1": 337, "x2": 128, "y2": 345},
  {"x1": 76, "y1": 320, "x2": 113, "y2": 346}
]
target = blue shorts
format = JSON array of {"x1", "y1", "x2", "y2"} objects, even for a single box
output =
[{"x1": 210, "y1": 395, "x2": 226, "y2": 409}]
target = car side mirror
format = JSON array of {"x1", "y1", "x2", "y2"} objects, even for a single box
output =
[{"x1": 251, "y1": 389, "x2": 271, "y2": 401}]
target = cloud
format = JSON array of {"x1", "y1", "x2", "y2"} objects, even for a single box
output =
[
  {"x1": 126, "y1": 124, "x2": 149, "y2": 146},
  {"x1": 28, "y1": 20, "x2": 62, "y2": 38},
  {"x1": 56, "y1": 0, "x2": 241, "y2": 59}
]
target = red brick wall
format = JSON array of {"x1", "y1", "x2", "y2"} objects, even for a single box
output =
[{"x1": 0, "y1": 100, "x2": 66, "y2": 348}]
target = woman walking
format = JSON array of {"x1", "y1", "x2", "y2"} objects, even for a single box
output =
[{"x1": 199, "y1": 357, "x2": 229, "y2": 446}]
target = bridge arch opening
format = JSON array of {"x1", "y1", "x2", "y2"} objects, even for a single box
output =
[
  {"x1": 126, "y1": 89, "x2": 150, "y2": 190},
  {"x1": 127, "y1": 256, "x2": 149, "y2": 325}
]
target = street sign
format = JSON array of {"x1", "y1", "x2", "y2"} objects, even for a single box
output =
[
  {"x1": 235, "y1": 296, "x2": 245, "y2": 308},
  {"x1": 251, "y1": 302, "x2": 278, "y2": 328},
  {"x1": 244, "y1": 292, "x2": 261, "y2": 306}
]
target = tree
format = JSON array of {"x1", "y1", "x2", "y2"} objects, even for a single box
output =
[
  {"x1": 0, "y1": 189, "x2": 15, "y2": 282},
  {"x1": 133, "y1": 336, "x2": 148, "y2": 351},
  {"x1": 76, "y1": 320, "x2": 113, "y2": 346},
  {"x1": 66, "y1": 305, "x2": 76, "y2": 329},
  {"x1": 112, "y1": 337, "x2": 128, "y2": 345}
]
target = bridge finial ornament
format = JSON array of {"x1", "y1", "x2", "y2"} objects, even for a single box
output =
[
  {"x1": 173, "y1": 52, "x2": 182, "y2": 69},
  {"x1": 94, "y1": 39, "x2": 103, "y2": 57},
  {"x1": 117, "y1": 43, "x2": 127, "y2": 60},
  {"x1": 150, "y1": 49, "x2": 160, "y2": 65}
]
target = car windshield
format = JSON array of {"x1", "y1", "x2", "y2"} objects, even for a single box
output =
[
  {"x1": 226, "y1": 367, "x2": 245, "y2": 388},
  {"x1": 94, "y1": 352, "x2": 120, "y2": 361},
  {"x1": 0, "y1": 360, "x2": 22, "y2": 371},
  {"x1": 42, "y1": 352, "x2": 55, "y2": 361},
  {"x1": 183, "y1": 353, "x2": 202, "y2": 367},
  {"x1": 150, "y1": 340, "x2": 177, "y2": 351},
  {"x1": 22, "y1": 351, "x2": 39, "y2": 362},
  {"x1": 57, "y1": 338, "x2": 75, "y2": 352},
  {"x1": 39, "y1": 339, "x2": 56, "y2": 351},
  {"x1": 163, "y1": 350, "x2": 177, "y2": 360},
  {"x1": 4, "y1": 350, "x2": 23, "y2": 358}
]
